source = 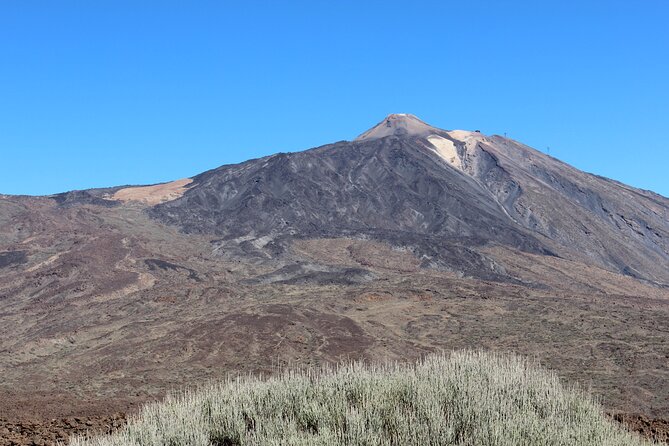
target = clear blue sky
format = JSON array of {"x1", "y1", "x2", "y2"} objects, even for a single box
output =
[{"x1": 1, "y1": 1, "x2": 667, "y2": 196}]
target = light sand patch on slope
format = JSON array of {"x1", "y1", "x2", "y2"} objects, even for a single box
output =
[
  {"x1": 446, "y1": 130, "x2": 489, "y2": 162},
  {"x1": 111, "y1": 178, "x2": 193, "y2": 205},
  {"x1": 26, "y1": 252, "x2": 64, "y2": 272},
  {"x1": 427, "y1": 135, "x2": 462, "y2": 169}
]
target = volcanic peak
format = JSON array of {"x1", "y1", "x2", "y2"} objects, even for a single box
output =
[{"x1": 355, "y1": 114, "x2": 443, "y2": 141}]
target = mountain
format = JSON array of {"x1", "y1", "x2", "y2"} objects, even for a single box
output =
[
  {"x1": 148, "y1": 113, "x2": 669, "y2": 283},
  {"x1": 1, "y1": 114, "x2": 668, "y2": 439}
]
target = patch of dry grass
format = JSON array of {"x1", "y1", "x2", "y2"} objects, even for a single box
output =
[{"x1": 71, "y1": 351, "x2": 658, "y2": 445}]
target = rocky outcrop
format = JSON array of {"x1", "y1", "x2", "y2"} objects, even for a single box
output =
[{"x1": 0, "y1": 415, "x2": 126, "y2": 446}]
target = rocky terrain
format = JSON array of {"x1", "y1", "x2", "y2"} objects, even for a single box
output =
[
  {"x1": 0, "y1": 415, "x2": 126, "y2": 446},
  {"x1": 1, "y1": 114, "x2": 668, "y2": 444}
]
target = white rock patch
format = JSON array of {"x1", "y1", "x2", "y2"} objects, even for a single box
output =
[{"x1": 427, "y1": 135, "x2": 462, "y2": 170}]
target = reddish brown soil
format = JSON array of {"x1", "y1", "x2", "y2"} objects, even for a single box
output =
[
  {"x1": 1, "y1": 412, "x2": 666, "y2": 445},
  {"x1": 0, "y1": 414, "x2": 126, "y2": 446},
  {"x1": 611, "y1": 413, "x2": 669, "y2": 444}
]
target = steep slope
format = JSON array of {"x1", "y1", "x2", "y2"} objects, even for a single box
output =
[{"x1": 444, "y1": 130, "x2": 669, "y2": 283}]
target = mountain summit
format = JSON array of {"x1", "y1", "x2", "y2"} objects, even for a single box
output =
[{"x1": 355, "y1": 113, "x2": 442, "y2": 140}]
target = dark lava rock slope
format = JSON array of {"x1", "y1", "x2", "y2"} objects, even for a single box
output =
[{"x1": 150, "y1": 114, "x2": 669, "y2": 283}]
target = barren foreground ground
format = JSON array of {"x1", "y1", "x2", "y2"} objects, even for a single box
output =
[{"x1": 1, "y1": 197, "x2": 669, "y2": 444}]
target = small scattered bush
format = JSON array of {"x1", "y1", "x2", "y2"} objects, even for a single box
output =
[{"x1": 71, "y1": 351, "x2": 658, "y2": 445}]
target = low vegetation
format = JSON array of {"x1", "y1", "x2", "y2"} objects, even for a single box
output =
[{"x1": 71, "y1": 351, "x2": 656, "y2": 446}]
